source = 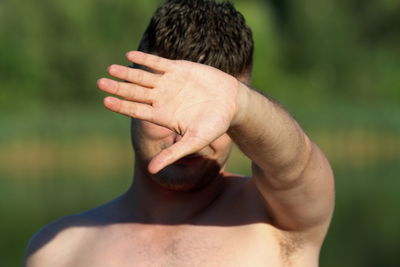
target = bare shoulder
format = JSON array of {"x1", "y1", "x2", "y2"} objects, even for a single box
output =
[
  {"x1": 24, "y1": 206, "x2": 110, "y2": 267},
  {"x1": 24, "y1": 213, "x2": 94, "y2": 267}
]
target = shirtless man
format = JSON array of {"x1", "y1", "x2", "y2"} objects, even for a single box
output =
[{"x1": 24, "y1": 0, "x2": 334, "y2": 266}]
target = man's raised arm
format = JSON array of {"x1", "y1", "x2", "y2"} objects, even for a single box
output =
[{"x1": 229, "y1": 83, "x2": 335, "y2": 244}]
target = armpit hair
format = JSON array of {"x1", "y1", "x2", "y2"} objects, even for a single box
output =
[{"x1": 277, "y1": 230, "x2": 305, "y2": 263}]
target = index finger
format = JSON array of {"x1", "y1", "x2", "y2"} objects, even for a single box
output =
[
  {"x1": 126, "y1": 51, "x2": 174, "y2": 72},
  {"x1": 148, "y1": 134, "x2": 208, "y2": 174}
]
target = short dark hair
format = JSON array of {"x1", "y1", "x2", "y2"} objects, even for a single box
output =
[{"x1": 138, "y1": 0, "x2": 254, "y2": 76}]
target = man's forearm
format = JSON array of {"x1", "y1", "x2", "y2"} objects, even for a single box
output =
[{"x1": 228, "y1": 83, "x2": 312, "y2": 188}]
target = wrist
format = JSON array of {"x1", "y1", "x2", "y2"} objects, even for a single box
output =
[{"x1": 230, "y1": 81, "x2": 251, "y2": 128}]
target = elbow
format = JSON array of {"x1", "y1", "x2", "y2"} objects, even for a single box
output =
[{"x1": 252, "y1": 137, "x2": 316, "y2": 191}]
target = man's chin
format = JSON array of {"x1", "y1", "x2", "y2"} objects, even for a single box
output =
[{"x1": 151, "y1": 159, "x2": 221, "y2": 192}]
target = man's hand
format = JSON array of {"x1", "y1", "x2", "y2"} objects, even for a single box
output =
[{"x1": 98, "y1": 51, "x2": 245, "y2": 174}]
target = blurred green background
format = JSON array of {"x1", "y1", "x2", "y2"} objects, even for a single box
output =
[{"x1": 1, "y1": 0, "x2": 399, "y2": 266}]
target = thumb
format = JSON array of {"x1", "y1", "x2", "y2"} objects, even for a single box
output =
[{"x1": 148, "y1": 134, "x2": 207, "y2": 174}]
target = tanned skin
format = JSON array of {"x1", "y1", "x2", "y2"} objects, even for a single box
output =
[{"x1": 24, "y1": 51, "x2": 334, "y2": 267}]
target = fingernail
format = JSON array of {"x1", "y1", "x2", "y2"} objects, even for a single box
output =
[
  {"x1": 105, "y1": 97, "x2": 118, "y2": 106},
  {"x1": 97, "y1": 78, "x2": 107, "y2": 87},
  {"x1": 108, "y1": 65, "x2": 123, "y2": 75},
  {"x1": 102, "y1": 78, "x2": 113, "y2": 87}
]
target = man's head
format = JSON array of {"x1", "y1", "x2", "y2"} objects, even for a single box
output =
[
  {"x1": 131, "y1": 0, "x2": 254, "y2": 191},
  {"x1": 138, "y1": 0, "x2": 254, "y2": 77}
]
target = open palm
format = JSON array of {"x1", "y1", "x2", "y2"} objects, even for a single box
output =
[{"x1": 98, "y1": 51, "x2": 242, "y2": 173}]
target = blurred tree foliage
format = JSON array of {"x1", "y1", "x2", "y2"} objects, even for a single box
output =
[
  {"x1": 0, "y1": 0, "x2": 159, "y2": 110},
  {"x1": 1, "y1": 0, "x2": 399, "y2": 112},
  {"x1": 263, "y1": 0, "x2": 400, "y2": 105}
]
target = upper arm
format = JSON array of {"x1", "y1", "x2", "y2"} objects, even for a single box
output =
[{"x1": 254, "y1": 142, "x2": 335, "y2": 244}]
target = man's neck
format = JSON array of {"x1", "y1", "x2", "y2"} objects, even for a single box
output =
[{"x1": 122, "y1": 163, "x2": 225, "y2": 225}]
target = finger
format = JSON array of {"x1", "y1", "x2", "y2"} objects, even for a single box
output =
[
  {"x1": 148, "y1": 134, "x2": 207, "y2": 174},
  {"x1": 126, "y1": 51, "x2": 174, "y2": 73},
  {"x1": 104, "y1": 96, "x2": 153, "y2": 121},
  {"x1": 107, "y1": 64, "x2": 157, "y2": 88},
  {"x1": 98, "y1": 78, "x2": 153, "y2": 104}
]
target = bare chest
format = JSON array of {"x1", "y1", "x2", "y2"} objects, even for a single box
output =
[{"x1": 74, "y1": 224, "x2": 285, "y2": 267}]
